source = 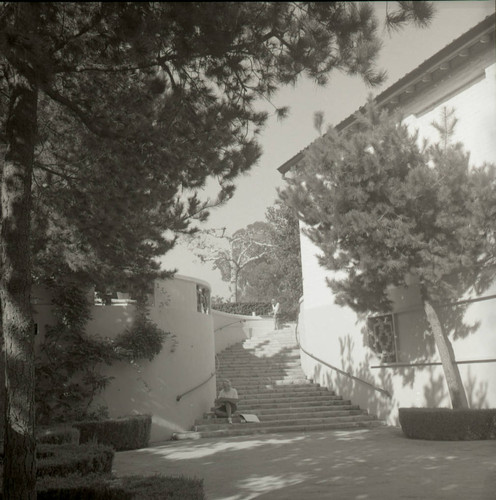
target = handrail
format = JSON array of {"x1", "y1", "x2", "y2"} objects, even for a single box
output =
[
  {"x1": 176, "y1": 370, "x2": 216, "y2": 402},
  {"x1": 298, "y1": 342, "x2": 392, "y2": 399},
  {"x1": 214, "y1": 319, "x2": 247, "y2": 332},
  {"x1": 176, "y1": 354, "x2": 221, "y2": 402},
  {"x1": 295, "y1": 315, "x2": 392, "y2": 399},
  {"x1": 372, "y1": 358, "x2": 496, "y2": 369}
]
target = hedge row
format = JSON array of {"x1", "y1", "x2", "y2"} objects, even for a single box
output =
[
  {"x1": 73, "y1": 414, "x2": 152, "y2": 451},
  {"x1": 37, "y1": 443, "x2": 114, "y2": 477},
  {"x1": 1, "y1": 474, "x2": 205, "y2": 499},
  {"x1": 37, "y1": 426, "x2": 80, "y2": 445},
  {"x1": 212, "y1": 302, "x2": 272, "y2": 316},
  {"x1": 399, "y1": 407, "x2": 496, "y2": 440}
]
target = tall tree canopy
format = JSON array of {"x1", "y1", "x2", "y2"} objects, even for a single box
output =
[
  {"x1": 189, "y1": 222, "x2": 273, "y2": 302},
  {"x1": 281, "y1": 100, "x2": 496, "y2": 410},
  {"x1": 0, "y1": 2, "x2": 433, "y2": 496},
  {"x1": 240, "y1": 201, "x2": 303, "y2": 319}
]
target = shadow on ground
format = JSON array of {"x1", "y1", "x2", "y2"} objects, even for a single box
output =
[{"x1": 113, "y1": 427, "x2": 496, "y2": 500}]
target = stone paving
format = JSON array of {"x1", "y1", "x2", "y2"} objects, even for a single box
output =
[{"x1": 113, "y1": 426, "x2": 496, "y2": 499}]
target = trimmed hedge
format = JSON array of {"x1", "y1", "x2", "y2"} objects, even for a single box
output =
[
  {"x1": 30, "y1": 474, "x2": 205, "y2": 499},
  {"x1": 73, "y1": 414, "x2": 152, "y2": 451},
  {"x1": 213, "y1": 302, "x2": 272, "y2": 316},
  {"x1": 37, "y1": 443, "x2": 114, "y2": 477},
  {"x1": 399, "y1": 407, "x2": 496, "y2": 440},
  {"x1": 37, "y1": 426, "x2": 80, "y2": 445}
]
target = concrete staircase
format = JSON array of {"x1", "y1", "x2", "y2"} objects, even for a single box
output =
[{"x1": 173, "y1": 325, "x2": 381, "y2": 439}]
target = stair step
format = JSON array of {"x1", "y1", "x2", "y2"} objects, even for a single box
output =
[
  {"x1": 217, "y1": 366, "x2": 302, "y2": 373},
  {"x1": 255, "y1": 404, "x2": 361, "y2": 416},
  {"x1": 218, "y1": 385, "x2": 326, "y2": 395},
  {"x1": 240, "y1": 393, "x2": 343, "y2": 404},
  {"x1": 237, "y1": 399, "x2": 352, "y2": 410},
  {"x1": 173, "y1": 420, "x2": 383, "y2": 440},
  {"x1": 236, "y1": 390, "x2": 334, "y2": 401},
  {"x1": 197, "y1": 409, "x2": 366, "y2": 425},
  {"x1": 219, "y1": 354, "x2": 301, "y2": 361},
  {"x1": 218, "y1": 381, "x2": 315, "y2": 391},
  {"x1": 217, "y1": 376, "x2": 307, "y2": 385},
  {"x1": 188, "y1": 325, "x2": 379, "y2": 439},
  {"x1": 195, "y1": 414, "x2": 376, "y2": 431},
  {"x1": 218, "y1": 361, "x2": 303, "y2": 369}
]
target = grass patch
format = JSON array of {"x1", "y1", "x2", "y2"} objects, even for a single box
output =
[{"x1": 399, "y1": 407, "x2": 496, "y2": 440}]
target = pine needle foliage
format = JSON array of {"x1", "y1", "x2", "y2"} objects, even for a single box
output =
[{"x1": 281, "y1": 99, "x2": 496, "y2": 314}]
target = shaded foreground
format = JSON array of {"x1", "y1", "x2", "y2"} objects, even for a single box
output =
[{"x1": 113, "y1": 426, "x2": 496, "y2": 499}]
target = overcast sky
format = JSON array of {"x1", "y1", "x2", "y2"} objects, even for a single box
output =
[{"x1": 160, "y1": 1, "x2": 496, "y2": 298}]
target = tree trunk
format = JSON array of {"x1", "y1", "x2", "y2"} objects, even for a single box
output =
[
  {"x1": 229, "y1": 268, "x2": 238, "y2": 302},
  {"x1": 1, "y1": 32, "x2": 39, "y2": 500},
  {"x1": 423, "y1": 300, "x2": 469, "y2": 409}
]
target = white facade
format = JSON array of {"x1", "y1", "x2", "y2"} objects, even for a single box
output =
[{"x1": 293, "y1": 18, "x2": 496, "y2": 424}]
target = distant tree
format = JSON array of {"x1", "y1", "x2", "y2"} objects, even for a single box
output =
[
  {"x1": 241, "y1": 202, "x2": 303, "y2": 319},
  {"x1": 0, "y1": 3, "x2": 434, "y2": 495},
  {"x1": 189, "y1": 223, "x2": 273, "y2": 302},
  {"x1": 280, "y1": 100, "x2": 496, "y2": 409}
]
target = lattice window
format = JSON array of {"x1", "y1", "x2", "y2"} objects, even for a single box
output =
[
  {"x1": 196, "y1": 284, "x2": 211, "y2": 314},
  {"x1": 367, "y1": 313, "x2": 398, "y2": 363}
]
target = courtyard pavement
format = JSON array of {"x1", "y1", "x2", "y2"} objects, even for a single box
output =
[{"x1": 112, "y1": 425, "x2": 496, "y2": 499}]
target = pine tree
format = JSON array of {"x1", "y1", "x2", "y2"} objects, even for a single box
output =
[
  {"x1": 0, "y1": 3, "x2": 433, "y2": 495},
  {"x1": 281, "y1": 100, "x2": 496, "y2": 409}
]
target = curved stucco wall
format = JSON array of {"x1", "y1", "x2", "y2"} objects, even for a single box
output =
[
  {"x1": 213, "y1": 310, "x2": 273, "y2": 353},
  {"x1": 92, "y1": 276, "x2": 215, "y2": 443},
  {"x1": 32, "y1": 276, "x2": 216, "y2": 443}
]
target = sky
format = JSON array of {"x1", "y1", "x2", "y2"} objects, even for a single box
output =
[{"x1": 160, "y1": 1, "x2": 496, "y2": 298}]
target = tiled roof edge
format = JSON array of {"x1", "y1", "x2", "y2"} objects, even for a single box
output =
[{"x1": 277, "y1": 13, "x2": 495, "y2": 174}]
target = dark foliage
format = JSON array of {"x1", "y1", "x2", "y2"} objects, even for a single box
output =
[
  {"x1": 36, "y1": 283, "x2": 167, "y2": 424},
  {"x1": 212, "y1": 302, "x2": 272, "y2": 317},
  {"x1": 36, "y1": 427, "x2": 80, "y2": 446},
  {"x1": 36, "y1": 443, "x2": 114, "y2": 478},
  {"x1": 73, "y1": 415, "x2": 152, "y2": 451},
  {"x1": 0, "y1": 473, "x2": 205, "y2": 499}
]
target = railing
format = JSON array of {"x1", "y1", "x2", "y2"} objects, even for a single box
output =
[
  {"x1": 295, "y1": 312, "x2": 392, "y2": 399},
  {"x1": 176, "y1": 354, "x2": 220, "y2": 402},
  {"x1": 214, "y1": 319, "x2": 248, "y2": 332},
  {"x1": 176, "y1": 371, "x2": 216, "y2": 402},
  {"x1": 371, "y1": 358, "x2": 496, "y2": 369},
  {"x1": 176, "y1": 318, "x2": 257, "y2": 401}
]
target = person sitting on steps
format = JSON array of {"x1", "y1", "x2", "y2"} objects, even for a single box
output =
[{"x1": 214, "y1": 379, "x2": 239, "y2": 424}]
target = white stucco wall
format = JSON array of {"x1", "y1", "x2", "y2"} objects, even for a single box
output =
[
  {"x1": 93, "y1": 276, "x2": 216, "y2": 443},
  {"x1": 213, "y1": 310, "x2": 273, "y2": 353},
  {"x1": 297, "y1": 57, "x2": 496, "y2": 423},
  {"x1": 33, "y1": 276, "x2": 217, "y2": 443}
]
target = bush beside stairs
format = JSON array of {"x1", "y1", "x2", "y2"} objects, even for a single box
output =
[{"x1": 173, "y1": 325, "x2": 382, "y2": 439}]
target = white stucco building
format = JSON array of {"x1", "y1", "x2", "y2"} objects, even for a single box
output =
[{"x1": 277, "y1": 14, "x2": 496, "y2": 424}]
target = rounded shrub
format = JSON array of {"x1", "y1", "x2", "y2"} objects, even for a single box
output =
[{"x1": 399, "y1": 407, "x2": 496, "y2": 440}]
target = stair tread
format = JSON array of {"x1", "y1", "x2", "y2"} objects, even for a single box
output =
[
  {"x1": 191, "y1": 327, "x2": 379, "y2": 439},
  {"x1": 174, "y1": 420, "x2": 384, "y2": 440}
]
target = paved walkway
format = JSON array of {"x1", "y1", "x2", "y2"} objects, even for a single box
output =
[{"x1": 113, "y1": 426, "x2": 496, "y2": 499}]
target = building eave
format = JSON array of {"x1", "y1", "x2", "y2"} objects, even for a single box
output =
[{"x1": 277, "y1": 13, "x2": 495, "y2": 175}]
